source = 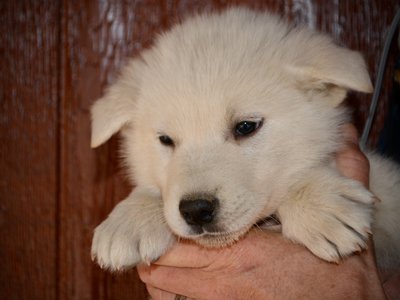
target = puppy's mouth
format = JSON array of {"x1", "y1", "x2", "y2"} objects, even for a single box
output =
[
  {"x1": 191, "y1": 227, "x2": 251, "y2": 248},
  {"x1": 170, "y1": 221, "x2": 249, "y2": 247},
  {"x1": 185, "y1": 214, "x2": 281, "y2": 248}
]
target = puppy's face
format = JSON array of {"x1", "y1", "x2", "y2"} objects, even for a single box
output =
[
  {"x1": 127, "y1": 73, "x2": 338, "y2": 246},
  {"x1": 90, "y1": 9, "x2": 372, "y2": 247}
]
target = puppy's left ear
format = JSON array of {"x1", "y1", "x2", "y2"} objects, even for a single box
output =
[
  {"x1": 91, "y1": 59, "x2": 143, "y2": 148},
  {"x1": 287, "y1": 37, "x2": 373, "y2": 106}
]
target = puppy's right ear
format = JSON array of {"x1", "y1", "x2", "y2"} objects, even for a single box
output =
[{"x1": 91, "y1": 60, "x2": 142, "y2": 148}]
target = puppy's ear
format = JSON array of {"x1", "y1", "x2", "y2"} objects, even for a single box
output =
[
  {"x1": 287, "y1": 37, "x2": 373, "y2": 106},
  {"x1": 91, "y1": 59, "x2": 142, "y2": 148}
]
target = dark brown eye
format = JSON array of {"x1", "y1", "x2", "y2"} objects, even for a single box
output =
[
  {"x1": 234, "y1": 119, "x2": 263, "y2": 138},
  {"x1": 159, "y1": 135, "x2": 174, "y2": 147}
]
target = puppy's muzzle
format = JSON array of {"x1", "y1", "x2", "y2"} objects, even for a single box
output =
[{"x1": 179, "y1": 194, "x2": 219, "y2": 231}]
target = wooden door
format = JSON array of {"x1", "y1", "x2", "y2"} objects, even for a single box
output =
[{"x1": 1, "y1": 1, "x2": 399, "y2": 299}]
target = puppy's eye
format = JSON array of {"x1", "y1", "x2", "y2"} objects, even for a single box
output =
[
  {"x1": 159, "y1": 135, "x2": 174, "y2": 147},
  {"x1": 234, "y1": 120, "x2": 263, "y2": 138}
]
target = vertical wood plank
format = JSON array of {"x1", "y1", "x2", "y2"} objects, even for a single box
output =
[
  {"x1": 0, "y1": 1, "x2": 60, "y2": 299},
  {"x1": 58, "y1": 1, "x2": 164, "y2": 299}
]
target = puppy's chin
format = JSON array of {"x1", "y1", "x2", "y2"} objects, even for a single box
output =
[{"x1": 191, "y1": 227, "x2": 251, "y2": 248}]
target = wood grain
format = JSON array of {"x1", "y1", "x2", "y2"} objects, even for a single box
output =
[
  {"x1": 58, "y1": 1, "x2": 147, "y2": 299},
  {"x1": 1, "y1": 1, "x2": 399, "y2": 299},
  {"x1": 0, "y1": 1, "x2": 60, "y2": 299}
]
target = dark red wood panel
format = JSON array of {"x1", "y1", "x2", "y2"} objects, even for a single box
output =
[
  {"x1": 0, "y1": 1, "x2": 60, "y2": 299},
  {"x1": 57, "y1": 1, "x2": 149, "y2": 299},
  {"x1": 0, "y1": 1, "x2": 399, "y2": 299}
]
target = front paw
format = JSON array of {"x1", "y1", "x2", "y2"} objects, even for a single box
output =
[
  {"x1": 279, "y1": 175, "x2": 374, "y2": 263},
  {"x1": 91, "y1": 194, "x2": 175, "y2": 271}
]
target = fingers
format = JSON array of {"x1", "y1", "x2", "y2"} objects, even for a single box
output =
[
  {"x1": 138, "y1": 264, "x2": 207, "y2": 299},
  {"x1": 138, "y1": 231, "x2": 284, "y2": 299},
  {"x1": 153, "y1": 240, "x2": 222, "y2": 268},
  {"x1": 154, "y1": 230, "x2": 285, "y2": 269},
  {"x1": 337, "y1": 124, "x2": 370, "y2": 187},
  {"x1": 341, "y1": 123, "x2": 359, "y2": 145},
  {"x1": 146, "y1": 284, "x2": 177, "y2": 300}
]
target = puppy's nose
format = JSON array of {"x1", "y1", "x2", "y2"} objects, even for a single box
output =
[{"x1": 179, "y1": 196, "x2": 218, "y2": 227}]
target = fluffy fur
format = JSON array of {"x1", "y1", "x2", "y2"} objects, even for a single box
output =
[{"x1": 90, "y1": 8, "x2": 400, "y2": 271}]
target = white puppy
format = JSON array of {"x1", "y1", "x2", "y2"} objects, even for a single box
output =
[{"x1": 90, "y1": 8, "x2": 400, "y2": 271}]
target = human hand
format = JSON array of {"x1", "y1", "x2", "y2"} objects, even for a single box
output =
[
  {"x1": 137, "y1": 124, "x2": 385, "y2": 300},
  {"x1": 336, "y1": 123, "x2": 370, "y2": 187},
  {"x1": 138, "y1": 231, "x2": 385, "y2": 300}
]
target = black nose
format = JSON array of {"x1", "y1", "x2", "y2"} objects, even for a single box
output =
[{"x1": 179, "y1": 196, "x2": 218, "y2": 227}]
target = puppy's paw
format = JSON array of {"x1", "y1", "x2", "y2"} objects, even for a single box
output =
[
  {"x1": 279, "y1": 174, "x2": 374, "y2": 263},
  {"x1": 91, "y1": 192, "x2": 175, "y2": 271}
]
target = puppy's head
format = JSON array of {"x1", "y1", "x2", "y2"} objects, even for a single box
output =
[{"x1": 91, "y1": 8, "x2": 372, "y2": 247}]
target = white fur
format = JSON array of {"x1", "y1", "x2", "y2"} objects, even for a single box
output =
[{"x1": 90, "y1": 8, "x2": 400, "y2": 271}]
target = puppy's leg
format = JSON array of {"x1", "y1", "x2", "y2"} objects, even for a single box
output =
[
  {"x1": 278, "y1": 168, "x2": 374, "y2": 262},
  {"x1": 91, "y1": 187, "x2": 175, "y2": 271}
]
